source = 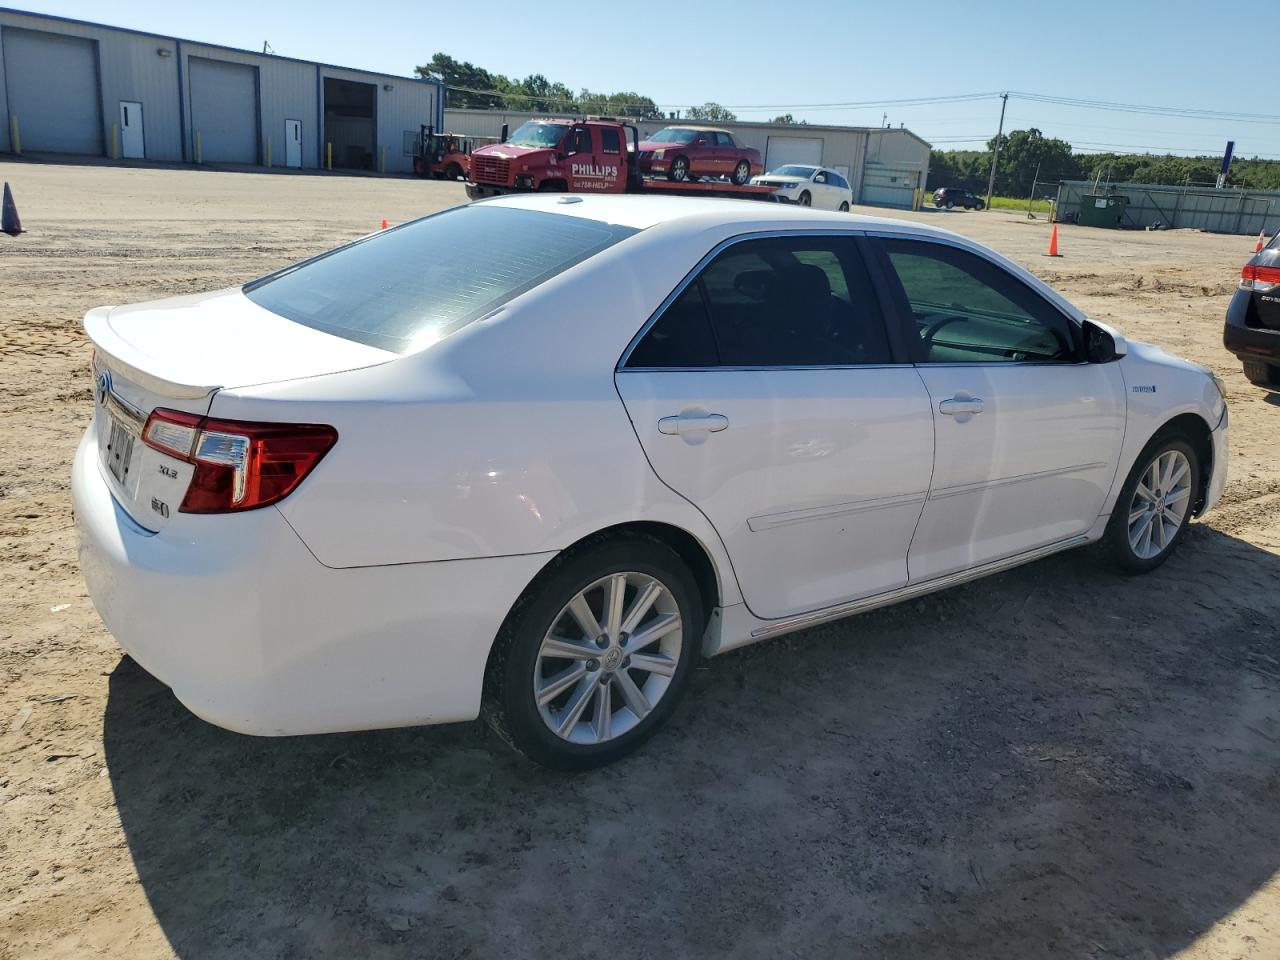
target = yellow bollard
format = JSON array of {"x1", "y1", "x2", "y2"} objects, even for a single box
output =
[
  {"x1": 112, "y1": 122, "x2": 120, "y2": 160},
  {"x1": 266, "y1": 136, "x2": 272, "y2": 168},
  {"x1": 9, "y1": 114, "x2": 20, "y2": 156},
  {"x1": 195, "y1": 130, "x2": 202, "y2": 164},
  {"x1": 326, "y1": 141, "x2": 332, "y2": 170}
]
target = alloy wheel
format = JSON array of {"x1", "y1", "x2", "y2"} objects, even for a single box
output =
[
  {"x1": 1127, "y1": 449, "x2": 1192, "y2": 559},
  {"x1": 533, "y1": 572, "x2": 683, "y2": 745}
]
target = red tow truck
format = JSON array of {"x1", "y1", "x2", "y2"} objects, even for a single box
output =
[{"x1": 465, "y1": 117, "x2": 781, "y2": 201}]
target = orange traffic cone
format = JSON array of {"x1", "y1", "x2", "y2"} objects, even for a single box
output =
[
  {"x1": 1256, "y1": 229, "x2": 1266, "y2": 253},
  {"x1": 1, "y1": 182, "x2": 22, "y2": 236},
  {"x1": 380, "y1": 218, "x2": 388, "y2": 230},
  {"x1": 1045, "y1": 223, "x2": 1061, "y2": 257}
]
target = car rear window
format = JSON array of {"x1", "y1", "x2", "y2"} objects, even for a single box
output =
[{"x1": 244, "y1": 206, "x2": 638, "y2": 353}]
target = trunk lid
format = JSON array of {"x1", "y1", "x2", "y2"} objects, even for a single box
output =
[{"x1": 85, "y1": 287, "x2": 394, "y2": 530}]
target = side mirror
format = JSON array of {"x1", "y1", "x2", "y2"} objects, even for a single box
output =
[{"x1": 1083, "y1": 318, "x2": 1127, "y2": 363}]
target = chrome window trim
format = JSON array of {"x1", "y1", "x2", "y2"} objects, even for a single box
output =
[{"x1": 617, "y1": 227, "x2": 888, "y2": 371}]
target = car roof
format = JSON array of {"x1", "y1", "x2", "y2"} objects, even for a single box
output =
[
  {"x1": 478, "y1": 193, "x2": 963, "y2": 239},
  {"x1": 659, "y1": 125, "x2": 731, "y2": 134}
]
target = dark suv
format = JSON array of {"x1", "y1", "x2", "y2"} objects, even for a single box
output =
[
  {"x1": 1225, "y1": 231, "x2": 1280, "y2": 388},
  {"x1": 932, "y1": 187, "x2": 985, "y2": 210}
]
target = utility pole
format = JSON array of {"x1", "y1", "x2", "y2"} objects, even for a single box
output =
[{"x1": 985, "y1": 92, "x2": 1008, "y2": 211}]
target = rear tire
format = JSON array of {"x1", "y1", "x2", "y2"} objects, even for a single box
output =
[
  {"x1": 975, "y1": 200, "x2": 986, "y2": 210},
  {"x1": 482, "y1": 534, "x2": 703, "y2": 771},
  {"x1": 731, "y1": 160, "x2": 751, "y2": 186},
  {"x1": 1104, "y1": 435, "x2": 1200, "y2": 574},
  {"x1": 1243, "y1": 359, "x2": 1279, "y2": 388},
  {"x1": 839, "y1": 201, "x2": 850, "y2": 212}
]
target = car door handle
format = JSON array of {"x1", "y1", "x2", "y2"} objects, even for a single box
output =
[
  {"x1": 658, "y1": 413, "x2": 729, "y2": 435},
  {"x1": 938, "y1": 396, "x2": 984, "y2": 416}
]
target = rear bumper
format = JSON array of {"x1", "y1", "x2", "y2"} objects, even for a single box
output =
[
  {"x1": 73, "y1": 425, "x2": 553, "y2": 736},
  {"x1": 1223, "y1": 319, "x2": 1280, "y2": 363}
]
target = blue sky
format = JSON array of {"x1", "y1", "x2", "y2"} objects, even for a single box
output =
[{"x1": 15, "y1": 0, "x2": 1276, "y2": 161}]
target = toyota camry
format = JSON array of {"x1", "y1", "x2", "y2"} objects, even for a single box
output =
[{"x1": 74, "y1": 195, "x2": 1228, "y2": 769}]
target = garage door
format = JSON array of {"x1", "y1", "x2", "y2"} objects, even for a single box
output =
[
  {"x1": 764, "y1": 136, "x2": 823, "y2": 172},
  {"x1": 189, "y1": 57, "x2": 258, "y2": 164},
  {"x1": 860, "y1": 163, "x2": 921, "y2": 209},
  {"x1": 2, "y1": 28, "x2": 103, "y2": 155}
]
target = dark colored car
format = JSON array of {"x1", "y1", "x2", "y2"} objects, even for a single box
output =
[
  {"x1": 1225, "y1": 231, "x2": 1280, "y2": 388},
  {"x1": 637, "y1": 127, "x2": 762, "y2": 185},
  {"x1": 932, "y1": 187, "x2": 985, "y2": 210}
]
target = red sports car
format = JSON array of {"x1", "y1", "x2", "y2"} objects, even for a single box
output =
[{"x1": 637, "y1": 127, "x2": 763, "y2": 185}]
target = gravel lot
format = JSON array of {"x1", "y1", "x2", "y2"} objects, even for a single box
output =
[{"x1": 1, "y1": 159, "x2": 1277, "y2": 960}]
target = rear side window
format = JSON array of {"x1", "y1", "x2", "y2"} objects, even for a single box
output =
[
  {"x1": 625, "y1": 235, "x2": 893, "y2": 368},
  {"x1": 600, "y1": 128, "x2": 621, "y2": 154},
  {"x1": 245, "y1": 206, "x2": 637, "y2": 353}
]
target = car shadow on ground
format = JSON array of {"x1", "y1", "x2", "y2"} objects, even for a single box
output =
[{"x1": 103, "y1": 524, "x2": 1280, "y2": 960}]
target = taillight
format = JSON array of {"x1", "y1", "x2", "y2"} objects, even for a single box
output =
[
  {"x1": 1241, "y1": 263, "x2": 1280, "y2": 292},
  {"x1": 142, "y1": 408, "x2": 337, "y2": 513}
]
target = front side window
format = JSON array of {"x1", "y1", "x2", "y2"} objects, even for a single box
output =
[
  {"x1": 625, "y1": 236, "x2": 892, "y2": 368},
  {"x1": 814, "y1": 171, "x2": 829, "y2": 184},
  {"x1": 245, "y1": 206, "x2": 637, "y2": 354},
  {"x1": 880, "y1": 239, "x2": 1077, "y2": 363},
  {"x1": 568, "y1": 127, "x2": 592, "y2": 154}
]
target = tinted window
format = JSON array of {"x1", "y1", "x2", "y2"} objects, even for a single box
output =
[
  {"x1": 715, "y1": 132, "x2": 734, "y2": 146},
  {"x1": 246, "y1": 206, "x2": 637, "y2": 354},
  {"x1": 626, "y1": 236, "x2": 892, "y2": 368},
  {"x1": 831, "y1": 172, "x2": 849, "y2": 189},
  {"x1": 881, "y1": 239, "x2": 1076, "y2": 363},
  {"x1": 814, "y1": 171, "x2": 829, "y2": 184},
  {"x1": 624, "y1": 284, "x2": 718, "y2": 368},
  {"x1": 569, "y1": 127, "x2": 592, "y2": 154},
  {"x1": 600, "y1": 128, "x2": 621, "y2": 154}
]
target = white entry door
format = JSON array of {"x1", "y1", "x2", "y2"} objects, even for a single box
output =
[
  {"x1": 119, "y1": 101, "x2": 144, "y2": 159},
  {"x1": 285, "y1": 119, "x2": 302, "y2": 168}
]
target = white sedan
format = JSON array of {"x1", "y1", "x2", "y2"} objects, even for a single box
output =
[
  {"x1": 752, "y1": 165, "x2": 854, "y2": 209},
  {"x1": 74, "y1": 195, "x2": 1228, "y2": 770}
]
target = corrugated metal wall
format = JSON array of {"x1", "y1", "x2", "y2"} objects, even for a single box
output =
[
  {"x1": 443, "y1": 108, "x2": 929, "y2": 208},
  {"x1": 1053, "y1": 180, "x2": 1280, "y2": 236},
  {"x1": 0, "y1": 9, "x2": 443, "y2": 171}
]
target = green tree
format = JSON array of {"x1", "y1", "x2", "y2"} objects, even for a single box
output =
[
  {"x1": 414, "y1": 53, "x2": 511, "y2": 109},
  {"x1": 986, "y1": 128, "x2": 1076, "y2": 195},
  {"x1": 686, "y1": 102, "x2": 737, "y2": 122},
  {"x1": 771, "y1": 113, "x2": 796, "y2": 124}
]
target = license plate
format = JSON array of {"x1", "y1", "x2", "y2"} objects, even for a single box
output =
[{"x1": 105, "y1": 414, "x2": 135, "y2": 485}]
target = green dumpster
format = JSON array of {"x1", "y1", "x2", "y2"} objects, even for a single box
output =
[{"x1": 1077, "y1": 193, "x2": 1129, "y2": 228}]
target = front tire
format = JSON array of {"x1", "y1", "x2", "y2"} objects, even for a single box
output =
[
  {"x1": 668, "y1": 156, "x2": 690, "y2": 182},
  {"x1": 731, "y1": 160, "x2": 751, "y2": 185},
  {"x1": 798, "y1": 190, "x2": 812, "y2": 206},
  {"x1": 482, "y1": 534, "x2": 703, "y2": 770},
  {"x1": 1104, "y1": 435, "x2": 1200, "y2": 574}
]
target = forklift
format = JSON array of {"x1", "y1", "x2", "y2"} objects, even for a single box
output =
[{"x1": 412, "y1": 125, "x2": 485, "y2": 180}]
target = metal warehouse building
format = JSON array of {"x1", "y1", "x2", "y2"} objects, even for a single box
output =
[
  {"x1": 0, "y1": 8, "x2": 443, "y2": 173},
  {"x1": 445, "y1": 107, "x2": 932, "y2": 209}
]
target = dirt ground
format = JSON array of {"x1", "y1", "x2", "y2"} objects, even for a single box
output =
[{"x1": 1, "y1": 159, "x2": 1277, "y2": 960}]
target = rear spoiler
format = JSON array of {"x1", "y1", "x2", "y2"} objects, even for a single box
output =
[{"x1": 84, "y1": 307, "x2": 220, "y2": 401}]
